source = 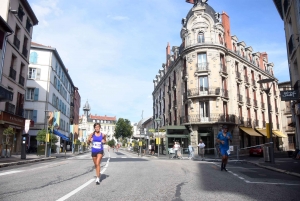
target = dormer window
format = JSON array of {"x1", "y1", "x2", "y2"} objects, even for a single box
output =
[{"x1": 198, "y1": 32, "x2": 204, "y2": 43}]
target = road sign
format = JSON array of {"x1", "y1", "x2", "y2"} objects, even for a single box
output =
[{"x1": 280, "y1": 90, "x2": 299, "y2": 101}]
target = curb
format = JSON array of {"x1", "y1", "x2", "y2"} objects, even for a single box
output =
[
  {"x1": 0, "y1": 157, "x2": 56, "y2": 168},
  {"x1": 245, "y1": 161, "x2": 300, "y2": 178}
]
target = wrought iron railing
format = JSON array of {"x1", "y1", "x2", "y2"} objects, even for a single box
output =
[
  {"x1": 180, "y1": 113, "x2": 236, "y2": 124},
  {"x1": 9, "y1": 68, "x2": 16, "y2": 80}
]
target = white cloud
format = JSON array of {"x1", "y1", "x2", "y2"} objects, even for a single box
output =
[{"x1": 107, "y1": 15, "x2": 130, "y2": 21}]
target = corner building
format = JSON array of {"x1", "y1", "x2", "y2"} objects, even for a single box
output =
[{"x1": 153, "y1": 1, "x2": 282, "y2": 155}]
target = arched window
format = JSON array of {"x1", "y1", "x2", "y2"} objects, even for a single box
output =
[
  {"x1": 218, "y1": 34, "x2": 223, "y2": 45},
  {"x1": 197, "y1": 32, "x2": 204, "y2": 43},
  {"x1": 29, "y1": 52, "x2": 38, "y2": 64}
]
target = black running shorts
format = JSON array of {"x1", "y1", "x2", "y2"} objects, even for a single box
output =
[{"x1": 91, "y1": 150, "x2": 104, "y2": 157}]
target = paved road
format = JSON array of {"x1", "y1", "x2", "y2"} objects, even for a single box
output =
[{"x1": 0, "y1": 148, "x2": 299, "y2": 201}]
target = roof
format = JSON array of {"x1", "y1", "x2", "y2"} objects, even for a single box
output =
[
  {"x1": 0, "y1": 16, "x2": 13, "y2": 33},
  {"x1": 186, "y1": 2, "x2": 218, "y2": 24},
  {"x1": 273, "y1": 0, "x2": 283, "y2": 20},
  {"x1": 89, "y1": 115, "x2": 116, "y2": 121},
  {"x1": 31, "y1": 42, "x2": 47, "y2": 47},
  {"x1": 21, "y1": 0, "x2": 38, "y2": 25}
]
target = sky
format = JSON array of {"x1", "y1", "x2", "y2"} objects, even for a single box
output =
[{"x1": 27, "y1": 0, "x2": 288, "y2": 124}]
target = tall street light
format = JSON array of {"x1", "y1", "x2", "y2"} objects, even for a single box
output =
[
  {"x1": 154, "y1": 117, "x2": 161, "y2": 157},
  {"x1": 44, "y1": 110, "x2": 50, "y2": 158},
  {"x1": 257, "y1": 78, "x2": 275, "y2": 164}
]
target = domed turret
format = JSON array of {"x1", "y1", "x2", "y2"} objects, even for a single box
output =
[{"x1": 83, "y1": 100, "x2": 91, "y2": 116}]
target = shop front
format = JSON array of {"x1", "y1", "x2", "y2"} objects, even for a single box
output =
[{"x1": 0, "y1": 111, "x2": 25, "y2": 156}]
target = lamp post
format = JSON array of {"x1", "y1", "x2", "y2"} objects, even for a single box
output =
[
  {"x1": 154, "y1": 117, "x2": 161, "y2": 157},
  {"x1": 44, "y1": 110, "x2": 50, "y2": 158},
  {"x1": 257, "y1": 78, "x2": 275, "y2": 164}
]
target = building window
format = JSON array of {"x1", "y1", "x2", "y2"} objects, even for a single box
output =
[
  {"x1": 197, "y1": 32, "x2": 205, "y2": 43},
  {"x1": 17, "y1": 5, "x2": 25, "y2": 22},
  {"x1": 28, "y1": 68, "x2": 36, "y2": 79},
  {"x1": 199, "y1": 76, "x2": 208, "y2": 95},
  {"x1": 24, "y1": 110, "x2": 33, "y2": 119},
  {"x1": 52, "y1": 94, "x2": 56, "y2": 106},
  {"x1": 197, "y1": 53, "x2": 207, "y2": 70},
  {"x1": 26, "y1": 88, "x2": 35, "y2": 100},
  {"x1": 29, "y1": 52, "x2": 38, "y2": 64},
  {"x1": 200, "y1": 101, "x2": 209, "y2": 122}
]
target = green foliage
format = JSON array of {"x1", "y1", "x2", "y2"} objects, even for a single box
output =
[
  {"x1": 75, "y1": 139, "x2": 81, "y2": 145},
  {"x1": 114, "y1": 118, "x2": 133, "y2": 139},
  {"x1": 107, "y1": 139, "x2": 115, "y2": 147},
  {"x1": 3, "y1": 127, "x2": 14, "y2": 145},
  {"x1": 36, "y1": 129, "x2": 58, "y2": 144}
]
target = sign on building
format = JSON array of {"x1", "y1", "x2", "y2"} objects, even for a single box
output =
[{"x1": 280, "y1": 90, "x2": 299, "y2": 101}]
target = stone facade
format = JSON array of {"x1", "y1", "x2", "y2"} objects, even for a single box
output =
[{"x1": 153, "y1": 2, "x2": 281, "y2": 154}]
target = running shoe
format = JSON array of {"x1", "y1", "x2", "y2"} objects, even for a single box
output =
[{"x1": 95, "y1": 177, "x2": 100, "y2": 185}]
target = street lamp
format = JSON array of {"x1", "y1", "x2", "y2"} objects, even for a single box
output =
[
  {"x1": 44, "y1": 110, "x2": 50, "y2": 158},
  {"x1": 154, "y1": 117, "x2": 161, "y2": 157},
  {"x1": 257, "y1": 78, "x2": 275, "y2": 164}
]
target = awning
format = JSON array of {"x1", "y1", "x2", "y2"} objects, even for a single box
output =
[
  {"x1": 256, "y1": 129, "x2": 287, "y2": 138},
  {"x1": 53, "y1": 129, "x2": 70, "y2": 141},
  {"x1": 273, "y1": 130, "x2": 288, "y2": 138},
  {"x1": 239, "y1": 127, "x2": 262, "y2": 137},
  {"x1": 256, "y1": 128, "x2": 267, "y2": 136}
]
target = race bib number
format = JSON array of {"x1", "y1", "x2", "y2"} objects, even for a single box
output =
[{"x1": 92, "y1": 142, "x2": 102, "y2": 149}]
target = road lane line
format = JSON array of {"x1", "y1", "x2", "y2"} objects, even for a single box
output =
[
  {"x1": 56, "y1": 156, "x2": 110, "y2": 201},
  {"x1": 0, "y1": 170, "x2": 23, "y2": 176}
]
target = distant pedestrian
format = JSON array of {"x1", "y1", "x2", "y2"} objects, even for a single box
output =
[
  {"x1": 188, "y1": 144, "x2": 194, "y2": 159},
  {"x1": 216, "y1": 125, "x2": 232, "y2": 171},
  {"x1": 142, "y1": 143, "x2": 146, "y2": 156},
  {"x1": 173, "y1": 142, "x2": 180, "y2": 158},
  {"x1": 87, "y1": 123, "x2": 106, "y2": 185},
  {"x1": 197, "y1": 139, "x2": 205, "y2": 160},
  {"x1": 151, "y1": 143, "x2": 155, "y2": 155}
]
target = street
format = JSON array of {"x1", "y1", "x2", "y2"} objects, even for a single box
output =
[{"x1": 0, "y1": 149, "x2": 300, "y2": 201}]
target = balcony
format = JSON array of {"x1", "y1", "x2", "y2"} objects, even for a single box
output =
[
  {"x1": 9, "y1": 68, "x2": 16, "y2": 80},
  {"x1": 252, "y1": 79, "x2": 257, "y2": 88},
  {"x1": 221, "y1": 89, "x2": 229, "y2": 98},
  {"x1": 173, "y1": 100, "x2": 177, "y2": 108},
  {"x1": 196, "y1": 62, "x2": 209, "y2": 72},
  {"x1": 253, "y1": 99, "x2": 258, "y2": 108},
  {"x1": 284, "y1": 126, "x2": 295, "y2": 132},
  {"x1": 180, "y1": 113, "x2": 236, "y2": 124},
  {"x1": 5, "y1": 102, "x2": 15, "y2": 114},
  {"x1": 276, "y1": 124, "x2": 280, "y2": 130},
  {"x1": 246, "y1": 97, "x2": 251, "y2": 106},
  {"x1": 13, "y1": 36, "x2": 20, "y2": 50},
  {"x1": 244, "y1": 75, "x2": 250, "y2": 85},
  {"x1": 239, "y1": 116, "x2": 244, "y2": 124},
  {"x1": 16, "y1": 108, "x2": 23, "y2": 117},
  {"x1": 237, "y1": 94, "x2": 243, "y2": 102},
  {"x1": 261, "y1": 102, "x2": 266, "y2": 110},
  {"x1": 22, "y1": 47, "x2": 28, "y2": 58},
  {"x1": 262, "y1": 121, "x2": 266, "y2": 127},
  {"x1": 246, "y1": 118, "x2": 252, "y2": 127},
  {"x1": 220, "y1": 63, "x2": 227, "y2": 75},
  {"x1": 187, "y1": 87, "x2": 221, "y2": 97},
  {"x1": 235, "y1": 71, "x2": 242, "y2": 81},
  {"x1": 18, "y1": 75, "x2": 25, "y2": 86},
  {"x1": 253, "y1": 119, "x2": 259, "y2": 127},
  {"x1": 284, "y1": 108, "x2": 292, "y2": 114},
  {"x1": 275, "y1": 107, "x2": 279, "y2": 113}
]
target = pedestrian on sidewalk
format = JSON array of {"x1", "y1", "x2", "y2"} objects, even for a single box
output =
[
  {"x1": 197, "y1": 139, "x2": 205, "y2": 160},
  {"x1": 216, "y1": 125, "x2": 232, "y2": 171},
  {"x1": 87, "y1": 123, "x2": 106, "y2": 185},
  {"x1": 142, "y1": 143, "x2": 146, "y2": 156},
  {"x1": 188, "y1": 144, "x2": 194, "y2": 159},
  {"x1": 173, "y1": 142, "x2": 180, "y2": 159},
  {"x1": 151, "y1": 143, "x2": 155, "y2": 155}
]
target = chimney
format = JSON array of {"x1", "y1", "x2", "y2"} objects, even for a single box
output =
[
  {"x1": 186, "y1": 0, "x2": 195, "y2": 3},
  {"x1": 222, "y1": 11, "x2": 232, "y2": 50},
  {"x1": 166, "y1": 42, "x2": 171, "y2": 67}
]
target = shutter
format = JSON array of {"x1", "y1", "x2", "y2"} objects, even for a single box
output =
[
  {"x1": 36, "y1": 68, "x2": 41, "y2": 80},
  {"x1": 33, "y1": 110, "x2": 37, "y2": 122},
  {"x1": 34, "y1": 88, "x2": 39, "y2": 101},
  {"x1": 58, "y1": 81, "x2": 60, "y2": 92}
]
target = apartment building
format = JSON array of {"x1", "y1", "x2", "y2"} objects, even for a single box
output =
[
  {"x1": 78, "y1": 100, "x2": 116, "y2": 142},
  {"x1": 279, "y1": 81, "x2": 296, "y2": 150},
  {"x1": 153, "y1": 1, "x2": 283, "y2": 154},
  {"x1": 0, "y1": 0, "x2": 38, "y2": 154},
  {"x1": 273, "y1": 0, "x2": 300, "y2": 150},
  {"x1": 24, "y1": 42, "x2": 78, "y2": 151}
]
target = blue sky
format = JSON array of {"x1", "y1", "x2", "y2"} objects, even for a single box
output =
[{"x1": 28, "y1": 0, "x2": 288, "y2": 123}]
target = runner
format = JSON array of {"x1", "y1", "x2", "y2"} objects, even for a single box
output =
[
  {"x1": 87, "y1": 123, "x2": 106, "y2": 185},
  {"x1": 216, "y1": 125, "x2": 232, "y2": 171}
]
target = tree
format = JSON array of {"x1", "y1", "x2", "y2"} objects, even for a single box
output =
[
  {"x1": 3, "y1": 127, "x2": 15, "y2": 157},
  {"x1": 114, "y1": 118, "x2": 133, "y2": 139},
  {"x1": 36, "y1": 129, "x2": 58, "y2": 144},
  {"x1": 107, "y1": 139, "x2": 115, "y2": 147}
]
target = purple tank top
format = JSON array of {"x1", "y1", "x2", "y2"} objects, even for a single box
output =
[{"x1": 91, "y1": 133, "x2": 103, "y2": 153}]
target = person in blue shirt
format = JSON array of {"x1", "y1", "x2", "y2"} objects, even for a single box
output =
[
  {"x1": 87, "y1": 123, "x2": 106, "y2": 184},
  {"x1": 216, "y1": 125, "x2": 232, "y2": 171}
]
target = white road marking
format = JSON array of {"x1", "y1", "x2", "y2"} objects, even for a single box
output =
[
  {"x1": 56, "y1": 156, "x2": 110, "y2": 201},
  {"x1": 0, "y1": 170, "x2": 23, "y2": 176},
  {"x1": 121, "y1": 157, "x2": 127, "y2": 158},
  {"x1": 213, "y1": 163, "x2": 300, "y2": 186}
]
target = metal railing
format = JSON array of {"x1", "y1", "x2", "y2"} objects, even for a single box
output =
[
  {"x1": 237, "y1": 94, "x2": 243, "y2": 102},
  {"x1": 188, "y1": 87, "x2": 220, "y2": 97},
  {"x1": 180, "y1": 113, "x2": 236, "y2": 124},
  {"x1": 196, "y1": 62, "x2": 209, "y2": 71},
  {"x1": 9, "y1": 68, "x2": 16, "y2": 80},
  {"x1": 220, "y1": 64, "x2": 227, "y2": 73}
]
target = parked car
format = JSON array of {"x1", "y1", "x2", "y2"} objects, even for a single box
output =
[{"x1": 249, "y1": 146, "x2": 263, "y2": 156}]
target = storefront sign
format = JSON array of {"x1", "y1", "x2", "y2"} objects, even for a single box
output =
[
  {"x1": 280, "y1": 90, "x2": 299, "y2": 101},
  {"x1": 0, "y1": 111, "x2": 25, "y2": 127}
]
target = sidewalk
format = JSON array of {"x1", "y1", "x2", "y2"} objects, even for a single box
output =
[{"x1": 0, "y1": 151, "x2": 88, "y2": 168}]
